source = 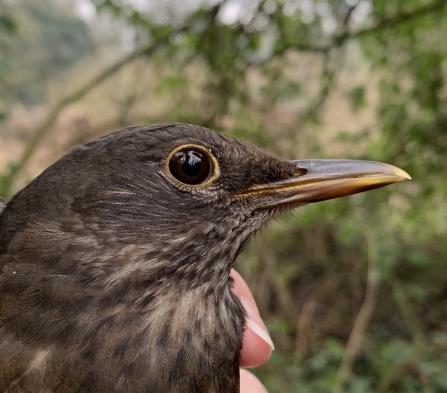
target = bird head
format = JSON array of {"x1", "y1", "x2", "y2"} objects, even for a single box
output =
[{"x1": 0, "y1": 123, "x2": 410, "y2": 295}]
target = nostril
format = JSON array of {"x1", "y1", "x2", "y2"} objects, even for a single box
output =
[{"x1": 294, "y1": 167, "x2": 308, "y2": 176}]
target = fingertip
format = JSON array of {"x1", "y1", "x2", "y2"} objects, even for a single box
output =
[
  {"x1": 230, "y1": 269, "x2": 273, "y2": 367},
  {"x1": 240, "y1": 369, "x2": 268, "y2": 393},
  {"x1": 229, "y1": 269, "x2": 259, "y2": 313},
  {"x1": 239, "y1": 322, "x2": 273, "y2": 367}
]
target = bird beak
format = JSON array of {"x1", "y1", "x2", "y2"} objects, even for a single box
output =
[{"x1": 237, "y1": 159, "x2": 411, "y2": 209}]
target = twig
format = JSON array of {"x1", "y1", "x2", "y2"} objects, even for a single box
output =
[
  {"x1": 332, "y1": 231, "x2": 380, "y2": 393},
  {"x1": 295, "y1": 275, "x2": 342, "y2": 364},
  {"x1": 0, "y1": 29, "x2": 186, "y2": 196},
  {"x1": 278, "y1": 0, "x2": 447, "y2": 54},
  {"x1": 344, "y1": 0, "x2": 447, "y2": 42},
  {"x1": 342, "y1": 5, "x2": 358, "y2": 31}
]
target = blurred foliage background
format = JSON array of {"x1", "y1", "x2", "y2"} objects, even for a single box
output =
[{"x1": 1, "y1": 0, "x2": 447, "y2": 391}]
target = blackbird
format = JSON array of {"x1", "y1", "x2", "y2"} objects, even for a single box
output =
[{"x1": 0, "y1": 123, "x2": 409, "y2": 392}]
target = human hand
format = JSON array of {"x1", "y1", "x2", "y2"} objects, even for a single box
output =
[{"x1": 230, "y1": 269, "x2": 273, "y2": 393}]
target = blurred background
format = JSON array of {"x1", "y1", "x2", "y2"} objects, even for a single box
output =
[{"x1": 1, "y1": 0, "x2": 447, "y2": 391}]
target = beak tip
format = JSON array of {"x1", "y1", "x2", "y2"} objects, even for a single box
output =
[{"x1": 392, "y1": 166, "x2": 411, "y2": 181}]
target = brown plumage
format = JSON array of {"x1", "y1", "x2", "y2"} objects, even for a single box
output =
[{"x1": 0, "y1": 123, "x2": 409, "y2": 392}]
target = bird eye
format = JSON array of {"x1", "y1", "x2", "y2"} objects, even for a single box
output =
[{"x1": 168, "y1": 148, "x2": 213, "y2": 185}]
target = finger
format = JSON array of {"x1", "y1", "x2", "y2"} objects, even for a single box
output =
[
  {"x1": 240, "y1": 369, "x2": 268, "y2": 393},
  {"x1": 230, "y1": 269, "x2": 258, "y2": 311},
  {"x1": 230, "y1": 269, "x2": 274, "y2": 368}
]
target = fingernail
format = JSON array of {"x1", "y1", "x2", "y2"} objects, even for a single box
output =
[{"x1": 240, "y1": 297, "x2": 275, "y2": 351}]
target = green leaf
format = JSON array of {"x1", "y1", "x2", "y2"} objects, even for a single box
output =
[{"x1": 348, "y1": 85, "x2": 366, "y2": 112}]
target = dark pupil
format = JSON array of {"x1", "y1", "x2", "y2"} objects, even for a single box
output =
[
  {"x1": 182, "y1": 152, "x2": 202, "y2": 177},
  {"x1": 169, "y1": 149, "x2": 211, "y2": 185}
]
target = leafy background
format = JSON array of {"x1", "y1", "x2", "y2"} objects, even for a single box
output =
[{"x1": 1, "y1": 0, "x2": 447, "y2": 391}]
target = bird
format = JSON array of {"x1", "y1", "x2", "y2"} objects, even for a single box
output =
[{"x1": 0, "y1": 123, "x2": 410, "y2": 392}]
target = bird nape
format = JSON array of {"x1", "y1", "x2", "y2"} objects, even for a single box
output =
[{"x1": 0, "y1": 123, "x2": 410, "y2": 393}]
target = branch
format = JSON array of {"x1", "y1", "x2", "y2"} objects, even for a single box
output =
[
  {"x1": 0, "y1": 33, "x2": 177, "y2": 196},
  {"x1": 295, "y1": 275, "x2": 342, "y2": 364},
  {"x1": 281, "y1": 0, "x2": 447, "y2": 54},
  {"x1": 335, "y1": 0, "x2": 447, "y2": 45},
  {"x1": 332, "y1": 231, "x2": 380, "y2": 393}
]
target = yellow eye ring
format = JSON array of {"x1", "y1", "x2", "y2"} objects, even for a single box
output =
[{"x1": 165, "y1": 144, "x2": 220, "y2": 188}]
